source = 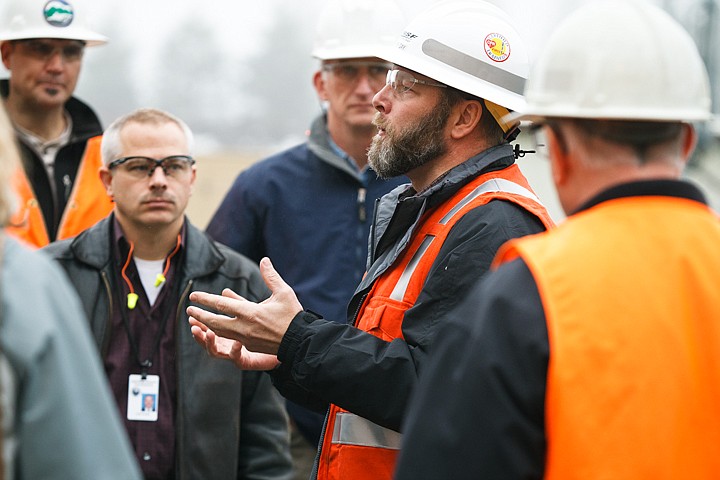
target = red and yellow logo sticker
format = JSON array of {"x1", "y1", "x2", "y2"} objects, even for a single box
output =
[{"x1": 484, "y1": 33, "x2": 511, "y2": 62}]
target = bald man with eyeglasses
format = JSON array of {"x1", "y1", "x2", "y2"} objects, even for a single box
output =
[{"x1": 43, "y1": 107, "x2": 293, "y2": 480}]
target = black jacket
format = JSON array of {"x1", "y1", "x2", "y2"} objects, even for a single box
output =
[
  {"x1": 269, "y1": 144, "x2": 549, "y2": 435},
  {"x1": 43, "y1": 216, "x2": 293, "y2": 480}
]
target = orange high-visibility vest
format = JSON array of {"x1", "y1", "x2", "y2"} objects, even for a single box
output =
[
  {"x1": 316, "y1": 164, "x2": 555, "y2": 480},
  {"x1": 7, "y1": 135, "x2": 113, "y2": 248},
  {"x1": 496, "y1": 195, "x2": 720, "y2": 480}
]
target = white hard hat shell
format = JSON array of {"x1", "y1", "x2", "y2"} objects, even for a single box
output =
[
  {"x1": 380, "y1": 0, "x2": 529, "y2": 112},
  {"x1": 312, "y1": 0, "x2": 405, "y2": 61},
  {"x1": 512, "y1": 0, "x2": 711, "y2": 123},
  {"x1": 0, "y1": 0, "x2": 107, "y2": 46}
]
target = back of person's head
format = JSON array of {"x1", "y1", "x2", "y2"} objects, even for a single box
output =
[
  {"x1": 312, "y1": 0, "x2": 405, "y2": 62},
  {"x1": 0, "y1": 108, "x2": 19, "y2": 228},
  {"x1": 513, "y1": 0, "x2": 711, "y2": 135},
  {"x1": 101, "y1": 108, "x2": 195, "y2": 166},
  {"x1": 0, "y1": 0, "x2": 107, "y2": 46}
]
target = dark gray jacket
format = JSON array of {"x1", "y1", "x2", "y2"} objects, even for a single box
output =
[{"x1": 43, "y1": 216, "x2": 292, "y2": 480}]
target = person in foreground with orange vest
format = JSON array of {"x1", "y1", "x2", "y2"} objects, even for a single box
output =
[
  {"x1": 187, "y1": 2, "x2": 554, "y2": 479},
  {"x1": 395, "y1": 2, "x2": 720, "y2": 479},
  {"x1": 0, "y1": 0, "x2": 113, "y2": 247}
]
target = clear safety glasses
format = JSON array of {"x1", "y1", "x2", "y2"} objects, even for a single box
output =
[
  {"x1": 108, "y1": 155, "x2": 196, "y2": 179},
  {"x1": 16, "y1": 39, "x2": 85, "y2": 62},
  {"x1": 385, "y1": 69, "x2": 447, "y2": 94},
  {"x1": 322, "y1": 61, "x2": 392, "y2": 90}
]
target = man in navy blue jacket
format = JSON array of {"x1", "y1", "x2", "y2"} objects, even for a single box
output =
[{"x1": 205, "y1": 1, "x2": 406, "y2": 477}]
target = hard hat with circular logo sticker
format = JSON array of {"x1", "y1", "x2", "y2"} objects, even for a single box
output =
[{"x1": 0, "y1": 0, "x2": 107, "y2": 46}]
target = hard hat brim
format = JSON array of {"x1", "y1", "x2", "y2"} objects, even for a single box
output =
[{"x1": 0, "y1": 27, "x2": 108, "y2": 46}]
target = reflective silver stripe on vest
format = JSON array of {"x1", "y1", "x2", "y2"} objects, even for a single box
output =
[
  {"x1": 422, "y1": 38, "x2": 526, "y2": 95},
  {"x1": 440, "y1": 178, "x2": 541, "y2": 225},
  {"x1": 331, "y1": 412, "x2": 402, "y2": 450},
  {"x1": 390, "y1": 235, "x2": 435, "y2": 301},
  {"x1": 390, "y1": 178, "x2": 542, "y2": 301}
]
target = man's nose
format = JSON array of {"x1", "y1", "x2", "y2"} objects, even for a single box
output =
[{"x1": 148, "y1": 165, "x2": 169, "y2": 186}]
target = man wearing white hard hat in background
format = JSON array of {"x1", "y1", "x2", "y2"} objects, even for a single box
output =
[
  {"x1": 0, "y1": 0, "x2": 112, "y2": 248},
  {"x1": 396, "y1": 1, "x2": 720, "y2": 479},
  {"x1": 205, "y1": 1, "x2": 406, "y2": 477},
  {"x1": 190, "y1": 1, "x2": 553, "y2": 479}
]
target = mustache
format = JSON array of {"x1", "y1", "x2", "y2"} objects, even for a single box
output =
[
  {"x1": 140, "y1": 193, "x2": 175, "y2": 203},
  {"x1": 372, "y1": 112, "x2": 387, "y2": 130}
]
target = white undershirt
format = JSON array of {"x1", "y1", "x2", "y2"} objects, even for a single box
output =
[{"x1": 133, "y1": 257, "x2": 165, "y2": 306}]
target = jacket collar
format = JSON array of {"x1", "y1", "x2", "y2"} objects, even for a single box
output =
[
  {"x1": 70, "y1": 214, "x2": 226, "y2": 278},
  {"x1": 573, "y1": 179, "x2": 708, "y2": 215},
  {"x1": 307, "y1": 114, "x2": 364, "y2": 180}
]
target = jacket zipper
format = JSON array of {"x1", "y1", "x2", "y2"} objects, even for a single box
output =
[
  {"x1": 369, "y1": 198, "x2": 380, "y2": 263},
  {"x1": 100, "y1": 270, "x2": 114, "y2": 357},
  {"x1": 175, "y1": 279, "x2": 193, "y2": 479},
  {"x1": 357, "y1": 187, "x2": 367, "y2": 222}
]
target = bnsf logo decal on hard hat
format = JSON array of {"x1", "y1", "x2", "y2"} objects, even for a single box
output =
[
  {"x1": 484, "y1": 33, "x2": 510, "y2": 62},
  {"x1": 44, "y1": 0, "x2": 74, "y2": 28}
]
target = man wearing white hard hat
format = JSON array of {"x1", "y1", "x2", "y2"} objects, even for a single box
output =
[
  {"x1": 396, "y1": 1, "x2": 720, "y2": 479},
  {"x1": 206, "y1": 1, "x2": 407, "y2": 477},
  {"x1": 0, "y1": 0, "x2": 112, "y2": 248},
  {"x1": 190, "y1": 1, "x2": 554, "y2": 479}
]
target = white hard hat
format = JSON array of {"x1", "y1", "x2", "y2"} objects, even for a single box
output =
[
  {"x1": 381, "y1": 0, "x2": 529, "y2": 113},
  {"x1": 512, "y1": 0, "x2": 711, "y2": 123},
  {"x1": 312, "y1": 0, "x2": 405, "y2": 61},
  {"x1": 0, "y1": 0, "x2": 107, "y2": 46}
]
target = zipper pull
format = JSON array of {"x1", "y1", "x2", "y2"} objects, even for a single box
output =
[
  {"x1": 357, "y1": 188, "x2": 367, "y2": 222},
  {"x1": 62, "y1": 174, "x2": 72, "y2": 200}
]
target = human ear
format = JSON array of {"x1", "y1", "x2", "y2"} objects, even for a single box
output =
[
  {"x1": 450, "y1": 100, "x2": 482, "y2": 139},
  {"x1": 313, "y1": 70, "x2": 329, "y2": 101}
]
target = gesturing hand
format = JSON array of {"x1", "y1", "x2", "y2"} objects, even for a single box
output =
[
  {"x1": 186, "y1": 257, "x2": 303, "y2": 355},
  {"x1": 189, "y1": 317, "x2": 280, "y2": 370}
]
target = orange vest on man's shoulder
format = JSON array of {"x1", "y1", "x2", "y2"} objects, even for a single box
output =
[
  {"x1": 496, "y1": 195, "x2": 720, "y2": 479},
  {"x1": 7, "y1": 135, "x2": 113, "y2": 248},
  {"x1": 316, "y1": 164, "x2": 555, "y2": 480}
]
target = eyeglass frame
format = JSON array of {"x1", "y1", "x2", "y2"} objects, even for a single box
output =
[
  {"x1": 385, "y1": 69, "x2": 447, "y2": 94},
  {"x1": 321, "y1": 60, "x2": 392, "y2": 88},
  {"x1": 14, "y1": 39, "x2": 86, "y2": 62},
  {"x1": 107, "y1": 155, "x2": 196, "y2": 178}
]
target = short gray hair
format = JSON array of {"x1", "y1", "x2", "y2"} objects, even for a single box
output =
[
  {"x1": 101, "y1": 108, "x2": 194, "y2": 165},
  {"x1": 0, "y1": 107, "x2": 20, "y2": 227}
]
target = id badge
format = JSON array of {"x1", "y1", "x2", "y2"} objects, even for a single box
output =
[{"x1": 127, "y1": 374, "x2": 160, "y2": 422}]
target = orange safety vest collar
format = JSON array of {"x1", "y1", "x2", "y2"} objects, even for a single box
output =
[
  {"x1": 7, "y1": 136, "x2": 113, "y2": 248},
  {"x1": 316, "y1": 164, "x2": 555, "y2": 480}
]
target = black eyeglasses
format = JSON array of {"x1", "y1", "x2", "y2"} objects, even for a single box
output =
[
  {"x1": 108, "y1": 155, "x2": 195, "y2": 178},
  {"x1": 16, "y1": 39, "x2": 85, "y2": 62},
  {"x1": 385, "y1": 69, "x2": 447, "y2": 94}
]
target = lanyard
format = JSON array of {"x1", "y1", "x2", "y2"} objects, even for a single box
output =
[
  {"x1": 115, "y1": 235, "x2": 182, "y2": 379},
  {"x1": 116, "y1": 291, "x2": 171, "y2": 379}
]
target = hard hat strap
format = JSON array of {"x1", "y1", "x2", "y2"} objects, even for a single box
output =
[{"x1": 484, "y1": 99, "x2": 520, "y2": 141}]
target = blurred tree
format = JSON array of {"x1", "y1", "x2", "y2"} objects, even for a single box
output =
[
  {"x1": 150, "y1": 18, "x2": 247, "y2": 149},
  {"x1": 74, "y1": 18, "x2": 141, "y2": 128},
  {"x1": 235, "y1": 3, "x2": 320, "y2": 148}
]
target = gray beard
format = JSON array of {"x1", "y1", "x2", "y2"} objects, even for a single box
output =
[{"x1": 368, "y1": 106, "x2": 450, "y2": 179}]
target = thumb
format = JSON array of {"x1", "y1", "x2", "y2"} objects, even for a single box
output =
[{"x1": 259, "y1": 257, "x2": 288, "y2": 293}]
